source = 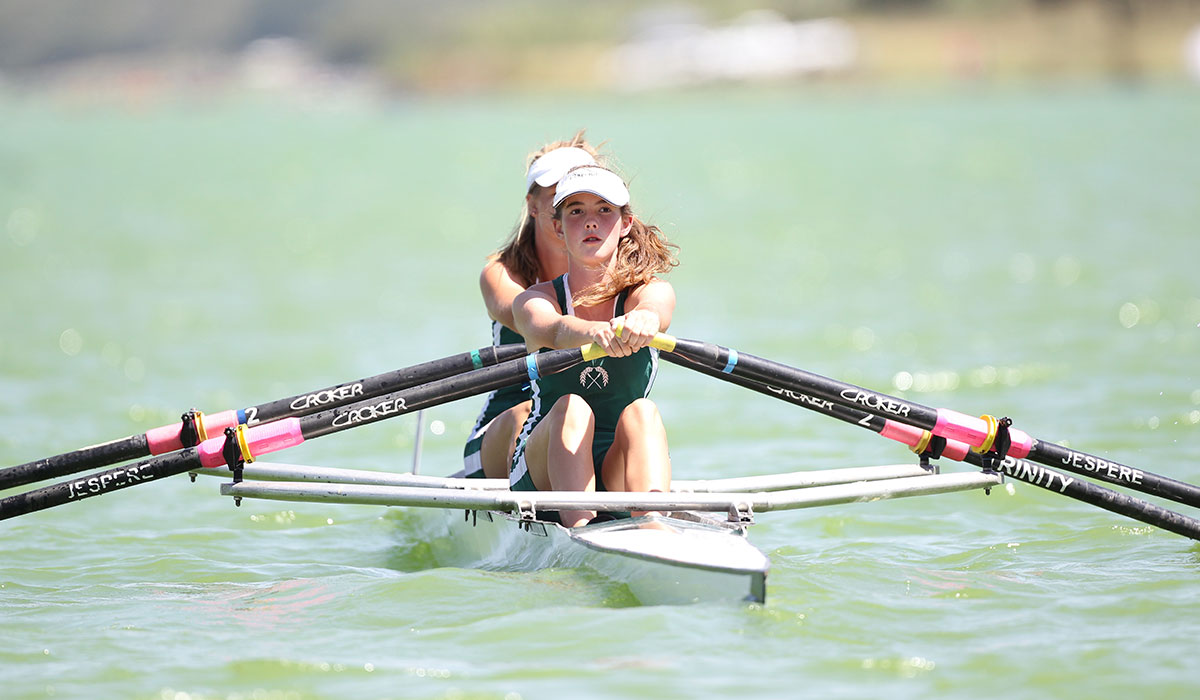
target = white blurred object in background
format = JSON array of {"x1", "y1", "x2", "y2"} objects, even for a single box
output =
[
  {"x1": 608, "y1": 10, "x2": 857, "y2": 90},
  {"x1": 1186, "y1": 24, "x2": 1200, "y2": 83}
]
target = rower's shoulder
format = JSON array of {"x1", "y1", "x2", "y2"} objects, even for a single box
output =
[
  {"x1": 520, "y1": 279, "x2": 557, "y2": 300},
  {"x1": 480, "y1": 257, "x2": 511, "y2": 285},
  {"x1": 629, "y1": 277, "x2": 675, "y2": 300},
  {"x1": 481, "y1": 258, "x2": 530, "y2": 298}
]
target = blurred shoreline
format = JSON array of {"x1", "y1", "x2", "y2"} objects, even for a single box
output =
[{"x1": 1, "y1": 2, "x2": 1198, "y2": 106}]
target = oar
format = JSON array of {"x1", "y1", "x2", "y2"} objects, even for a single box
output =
[
  {"x1": 660, "y1": 353, "x2": 1200, "y2": 541},
  {"x1": 648, "y1": 334, "x2": 1200, "y2": 510},
  {"x1": 0, "y1": 340, "x2": 627, "y2": 521},
  {"x1": 0, "y1": 343, "x2": 529, "y2": 492}
]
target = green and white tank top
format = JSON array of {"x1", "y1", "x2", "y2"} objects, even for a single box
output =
[{"x1": 510, "y1": 274, "x2": 659, "y2": 480}]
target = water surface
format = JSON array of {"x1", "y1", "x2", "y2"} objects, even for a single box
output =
[{"x1": 2, "y1": 84, "x2": 1199, "y2": 699}]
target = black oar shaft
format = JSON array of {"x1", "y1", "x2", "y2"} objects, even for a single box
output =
[
  {"x1": 0, "y1": 345, "x2": 590, "y2": 522},
  {"x1": 665, "y1": 337, "x2": 1200, "y2": 510},
  {"x1": 0, "y1": 435, "x2": 151, "y2": 493},
  {"x1": 246, "y1": 343, "x2": 528, "y2": 426},
  {"x1": 0, "y1": 343, "x2": 528, "y2": 492},
  {"x1": 661, "y1": 352, "x2": 1200, "y2": 541},
  {"x1": 0, "y1": 450, "x2": 201, "y2": 521},
  {"x1": 667, "y1": 337, "x2": 942, "y2": 425},
  {"x1": 1025, "y1": 441, "x2": 1200, "y2": 507},
  {"x1": 298, "y1": 347, "x2": 589, "y2": 441},
  {"x1": 982, "y1": 454, "x2": 1200, "y2": 540}
]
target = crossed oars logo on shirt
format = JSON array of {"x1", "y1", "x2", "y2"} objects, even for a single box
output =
[{"x1": 579, "y1": 365, "x2": 610, "y2": 389}]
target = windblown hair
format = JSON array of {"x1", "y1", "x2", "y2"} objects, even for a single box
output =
[
  {"x1": 492, "y1": 130, "x2": 604, "y2": 288},
  {"x1": 558, "y1": 204, "x2": 680, "y2": 308}
]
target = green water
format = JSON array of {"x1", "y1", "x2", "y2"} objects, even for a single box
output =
[{"x1": 2, "y1": 83, "x2": 1199, "y2": 699}]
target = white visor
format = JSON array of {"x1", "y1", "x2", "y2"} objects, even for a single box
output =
[
  {"x1": 553, "y1": 166, "x2": 630, "y2": 208},
  {"x1": 525, "y1": 147, "x2": 596, "y2": 190}
]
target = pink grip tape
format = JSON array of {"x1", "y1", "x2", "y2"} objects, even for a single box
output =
[
  {"x1": 205, "y1": 410, "x2": 239, "y2": 435},
  {"x1": 1007, "y1": 428, "x2": 1033, "y2": 459},
  {"x1": 881, "y1": 420, "x2": 974, "y2": 462},
  {"x1": 933, "y1": 409, "x2": 990, "y2": 447},
  {"x1": 935, "y1": 412, "x2": 1033, "y2": 459},
  {"x1": 146, "y1": 423, "x2": 183, "y2": 455},
  {"x1": 880, "y1": 421, "x2": 926, "y2": 447},
  {"x1": 196, "y1": 436, "x2": 225, "y2": 468},
  {"x1": 197, "y1": 418, "x2": 305, "y2": 468},
  {"x1": 941, "y1": 439, "x2": 971, "y2": 462}
]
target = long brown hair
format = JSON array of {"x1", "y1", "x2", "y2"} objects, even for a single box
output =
[
  {"x1": 492, "y1": 130, "x2": 603, "y2": 287},
  {"x1": 559, "y1": 204, "x2": 680, "y2": 308}
]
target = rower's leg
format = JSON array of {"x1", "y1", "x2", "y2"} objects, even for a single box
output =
[
  {"x1": 479, "y1": 400, "x2": 532, "y2": 479},
  {"x1": 524, "y1": 394, "x2": 597, "y2": 527},
  {"x1": 603, "y1": 398, "x2": 671, "y2": 516}
]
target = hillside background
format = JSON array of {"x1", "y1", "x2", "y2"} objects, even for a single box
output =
[{"x1": 2, "y1": 0, "x2": 1199, "y2": 99}]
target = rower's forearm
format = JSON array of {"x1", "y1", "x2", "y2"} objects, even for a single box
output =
[
  {"x1": 550, "y1": 317, "x2": 604, "y2": 350},
  {"x1": 516, "y1": 317, "x2": 582, "y2": 351}
]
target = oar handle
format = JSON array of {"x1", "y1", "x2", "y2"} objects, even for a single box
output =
[
  {"x1": 650, "y1": 334, "x2": 678, "y2": 352},
  {"x1": 611, "y1": 320, "x2": 678, "y2": 353},
  {"x1": 580, "y1": 343, "x2": 608, "y2": 362},
  {"x1": 566, "y1": 338, "x2": 675, "y2": 362}
]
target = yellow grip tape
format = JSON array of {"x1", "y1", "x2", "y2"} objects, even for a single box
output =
[
  {"x1": 580, "y1": 343, "x2": 607, "y2": 362},
  {"x1": 612, "y1": 319, "x2": 676, "y2": 352}
]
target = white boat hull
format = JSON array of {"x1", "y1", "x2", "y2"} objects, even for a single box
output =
[{"x1": 437, "y1": 510, "x2": 769, "y2": 605}]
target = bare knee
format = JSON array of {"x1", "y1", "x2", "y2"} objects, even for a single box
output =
[
  {"x1": 504, "y1": 401, "x2": 532, "y2": 429},
  {"x1": 490, "y1": 402, "x2": 531, "y2": 441},
  {"x1": 480, "y1": 402, "x2": 532, "y2": 479},
  {"x1": 617, "y1": 398, "x2": 663, "y2": 431},
  {"x1": 552, "y1": 394, "x2": 595, "y2": 434}
]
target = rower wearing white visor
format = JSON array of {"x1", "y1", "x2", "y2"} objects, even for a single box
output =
[
  {"x1": 462, "y1": 133, "x2": 602, "y2": 479},
  {"x1": 509, "y1": 165, "x2": 679, "y2": 527}
]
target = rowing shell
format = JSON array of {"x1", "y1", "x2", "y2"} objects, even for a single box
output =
[
  {"x1": 198, "y1": 461, "x2": 1001, "y2": 605},
  {"x1": 441, "y1": 509, "x2": 768, "y2": 604}
]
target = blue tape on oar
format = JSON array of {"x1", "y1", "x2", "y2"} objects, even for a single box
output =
[
  {"x1": 470, "y1": 349, "x2": 484, "y2": 370},
  {"x1": 525, "y1": 355, "x2": 540, "y2": 382},
  {"x1": 722, "y1": 348, "x2": 739, "y2": 374}
]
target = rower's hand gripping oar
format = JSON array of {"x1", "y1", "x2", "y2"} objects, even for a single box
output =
[
  {"x1": 0, "y1": 338, "x2": 647, "y2": 521},
  {"x1": 659, "y1": 350, "x2": 1200, "y2": 542},
  {"x1": 0, "y1": 343, "x2": 530, "y2": 492},
  {"x1": 641, "y1": 332, "x2": 1200, "y2": 510}
]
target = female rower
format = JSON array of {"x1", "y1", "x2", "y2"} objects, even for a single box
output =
[
  {"x1": 509, "y1": 165, "x2": 678, "y2": 527},
  {"x1": 462, "y1": 133, "x2": 603, "y2": 479}
]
